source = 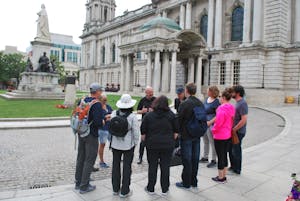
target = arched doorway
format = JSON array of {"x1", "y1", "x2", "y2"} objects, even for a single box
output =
[{"x1": 174, "y1": 30, "x2": 206, "y2": 93}]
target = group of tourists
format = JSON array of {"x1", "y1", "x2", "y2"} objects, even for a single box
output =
[{"x1": 73, "y1": 82, "x2": 248, "y2": 198}]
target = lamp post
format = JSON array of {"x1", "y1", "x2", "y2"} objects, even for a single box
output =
[{"x1": 208, "y1": 54, "x2": 212, "y2": 86}]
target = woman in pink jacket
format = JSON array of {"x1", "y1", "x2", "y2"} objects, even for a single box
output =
[{"x1": 211, "y1": 88, "x2": 235, "y2": 183}]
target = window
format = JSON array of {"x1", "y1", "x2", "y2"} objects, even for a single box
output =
[
  {"x1": 104, "y1": 7, "x2": 108, "y2": 22},
  {"x1": 50, "y1": 50, "x2": 60, "y2": 61},
  {"x1": 233, "y1": 61, "x2": 240, "y2": 85},
  {"x1": 136, "y1": 51, "x2": 142, "y2": 61},
  {"x1": 107, "y1": 72, "x2": 110, "y2": 84},
  {"x1": 134, "y1": 70, "x2": 140, "y2": 86},
  {"x1": 66, "y1": 52, "x2": 78, "y2": 63},
  {"x1": 112, "y1": 43, "x2": 116, "y2": 63},
  {"x1": 117, "y1": 71, "x2": 121, "y2": 84},
  {"x1": 101, "y1": 46, "x2": 105, "y2": 64},
  {"x1": 200, "y1": 15, "x2": 208, "y2": 41},
  {"x1": 219, "y1": 62, "x2": 226, "y2": 85},
  {"x1": 231, "y1": 6, "x2": 244, "y2": 41},
  {"x1": 111, "y1": 72, "x2": 114, "y2": 83}
]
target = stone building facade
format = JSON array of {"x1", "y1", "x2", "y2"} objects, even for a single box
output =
[{"x1": 80, "y1": 0, "x2": 300, "y2": 105}]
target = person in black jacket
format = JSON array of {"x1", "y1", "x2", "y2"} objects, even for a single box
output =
[
  {"x1": 75, "y1": 83, "x2": 106, "y2": 194},
  {"x1": 136, "y1": 86, "x2": 156, "y2": 164},
  {"x1": 174, "y1": 87, "x2": 186, "y2": 113},
  {"x1": 141, "y1": 96, "x2": 178, "y2": 195},
  {"x1": 176, "y1": 83, "x2": 205, "y2": 189}
]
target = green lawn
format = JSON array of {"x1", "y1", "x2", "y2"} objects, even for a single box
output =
[
  {"x1": 0, "y1": 90, "x2": 5, "y2": 94},
  {"x1": 0, "y1": 94, "x2": 141, "y2": 118}
]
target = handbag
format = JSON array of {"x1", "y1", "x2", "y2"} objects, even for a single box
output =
[{"x1": 231, "y1": 131, "x2": 240, "y2": 145}]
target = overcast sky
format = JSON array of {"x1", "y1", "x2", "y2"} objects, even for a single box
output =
[{"x1": 0, "y1": 0, "x2": 151, "y2": 52}]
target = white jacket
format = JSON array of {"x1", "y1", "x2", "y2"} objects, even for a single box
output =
[{"x1": 110, "y1": 111, "x2": 140, "y2": 151}]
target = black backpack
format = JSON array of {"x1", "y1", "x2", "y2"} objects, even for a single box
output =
[
  {"x1": 109, "y1": 110, "x2": 130, "y2": 137},
  {"x1": 186, "y1": 99, "x2": 208, "y2": 138}
]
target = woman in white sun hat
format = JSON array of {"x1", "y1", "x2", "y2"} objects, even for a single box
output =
[{"x1": 110, "y1": 94, "x2": 140, "y2": 198}]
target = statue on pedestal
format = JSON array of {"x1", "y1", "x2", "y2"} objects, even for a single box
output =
[
  {"x1": 50, "y1": 58, "x2": 57, "y2": 73},
  {"x1": 36, "y1": 4, "x2": 50, "y2": 41},
  {"x1": 25, "y1": 58, "x2": 33, "y2": 72},
  {"x1": 35, "y1": 52, "x2": 50, "y2": 72}
]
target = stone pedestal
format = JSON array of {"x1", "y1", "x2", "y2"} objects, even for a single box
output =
[
  {"x1": 64, "y1": 76, "x2": 77, "y2": 107},
  {"x1": 1, "y1": 72, "x2": 64, "y2": 100},
  {"x1": 31, "y1": 40, "x2": 51, "y2": 71}
]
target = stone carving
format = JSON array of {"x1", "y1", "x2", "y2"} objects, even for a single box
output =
[
  {"x1": 25, "y1": 58, "x2": 33, "y2": 72},
  {"x1": 36, "y1": 4, "x2": 50, "y2": 41},
  {"x1": 35, "y1": 52, "x2": 50, "y2": 72}
]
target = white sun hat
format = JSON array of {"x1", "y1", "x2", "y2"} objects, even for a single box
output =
[{"x1": 116, "y1": 94, "x2": 137, "y2": 109}]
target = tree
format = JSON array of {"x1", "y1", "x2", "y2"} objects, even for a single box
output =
[
  {"x1": 50, "y1": 55, "x2": 65, "y2": 84},
  {"x1": 0, "y1": 52, "x2": 26, "y2": 87}
]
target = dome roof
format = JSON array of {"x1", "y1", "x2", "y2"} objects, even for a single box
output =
[{"x1": 140, "y1": 17, "x2": 182, "y2": 31}]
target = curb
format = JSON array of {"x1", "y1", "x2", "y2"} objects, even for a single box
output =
[
  {"x1": 244, "y1": 106, "x2": 290, "y2": 153},
  {"x1": 0, "y1": 117, "x2": 70, "y2": 122}
]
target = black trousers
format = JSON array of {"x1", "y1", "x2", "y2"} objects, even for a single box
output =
[
  {"x1": 112, "y1": 147, "x2": 134, "y2": 195},
  {"x1": 139, "y1": 140, "x2": 146, "y2": 160},
  {"x1": 214, "y1": 139, "x2": 229, "y2": 170},
  {"x1": 75, "y1": 135, "x2": 99, "y2": 190},
  {"x1": 146, "y1": 148, "x2": 173, "y2": 193}
]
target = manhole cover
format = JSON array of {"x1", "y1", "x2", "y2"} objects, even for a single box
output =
[{"x1": 29, "y1": 183, "x2": 51, "y2": 189}]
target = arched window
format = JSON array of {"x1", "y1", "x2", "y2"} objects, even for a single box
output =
[
  {"x1": 101, "y1": 46, "x2": 105, "y2": 64},
  {"x1": 200, "y1": 15, "x2": 208, "y2": 41},
  {"x1": 231, "y1": 6, "x2": 244, "y2": 41},
  {"x1": 112, "y1": 43, "x2": 116, "y2": 63}
]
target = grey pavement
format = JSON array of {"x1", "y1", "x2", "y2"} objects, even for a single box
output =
[{"x1": 0, "y1": 106, "x2": 296, "y2": 201}]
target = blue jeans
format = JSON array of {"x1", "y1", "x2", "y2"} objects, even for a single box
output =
[
  {"x1": 229, "y1": 132, "x2": 245, "y2": 173},
  {"x1": 180, "y1": 138, "x2": 200, "y2": 187}
]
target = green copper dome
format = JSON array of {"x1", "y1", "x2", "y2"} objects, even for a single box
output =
[{"x1": 141, "y1": 17, "x2": 182, "y2": 31}]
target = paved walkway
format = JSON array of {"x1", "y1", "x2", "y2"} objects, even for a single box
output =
[{"x1": 0, "y1": 106, "x2": 298, "y2": 201}]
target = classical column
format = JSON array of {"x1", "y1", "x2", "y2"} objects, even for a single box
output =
[
  {"x1": 86, "y1": 5, "x2": 90, "y2": 23},
  {"x1": 185, "y1": 1, "x2": 192, "y2": 29},
  {"x1": 120, "y1": 56, "x2": 126, "y2": 92},
  {"x1": 252, "y1": 0, "x2": 263, "y2": 44},
  {"x1": 161, "y1": 52, "x2": 170, "y2": 92},
  {"x1": 214, "y1": 0, "x2": 223, "y2": 49},
  {"x1": 170, "y1": 51, "x2": 177, "y2": 94},
  {"x1": 188, "y1": 57, "x2": 195, "y2": 83},
  {"x1": 243, "y1": 0, "x2": 252, "y2": 45},
  {"x1": 146, "y1": 52, "x2": 152, "y2": 87},
  {"x1": 81, "y1": 44, "x2": 85, "y2": 67},
  {"x1": 101, "y1": 6, "x2": 105, "y2": 22},
  {"x1": 295, "y1": 0, "x2": 300, "y2": 43},
  {"x1": 207, "y1": 0, "x2": 215, "y2": 48},
  {"x1": 196, "y1": 56, "x2": 202, "y2": 94},
  {"x1": 180, "y1": 4, "x2": 186, "y2": 29},
  {"x1": 77, "y1": 52, "x2": 81, "y2": 66},
  {"x1": 153, "y1": 51, "x2": 161, "y2": 92},
  {"x1": 125, "y1": 54, "x2": 131, "y2": 91},
  {"x1": 162, "y1": 10, "x2": 167, "y2": 18},
  {"x1": 91, "y1": 40, "x2": 96, "y2": 67}
]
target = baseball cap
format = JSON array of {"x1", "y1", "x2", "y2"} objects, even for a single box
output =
[
  {"x1": 176, "y1": 87, "x2": 184, "y2": 94},
  {"x1": 90, "y1": 83, "x2": 103, "y2": 93}
]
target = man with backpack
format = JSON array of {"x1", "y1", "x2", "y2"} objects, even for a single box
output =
[
  {"x1": 75, "y1": 83, "x2": 106, "y2": 194},
  {"x1": 176, "y1": 83, "x2": 207, "y2": 189}
]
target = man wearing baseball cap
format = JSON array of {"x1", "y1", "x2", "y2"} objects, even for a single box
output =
[
  {"x1": 174, "y1": 87, "x2": 186, "y2": 113},
  {"x1": 75, "y1": 83, "x2": 106, "y2": 194}
]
